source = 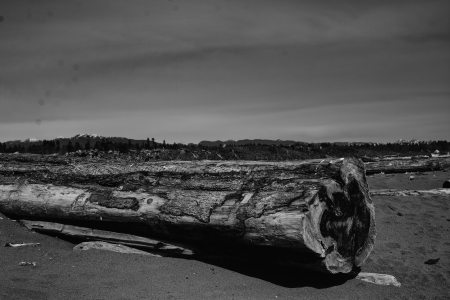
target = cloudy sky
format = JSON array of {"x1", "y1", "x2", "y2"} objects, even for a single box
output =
[{"x1": 0, "y1": 0, "x2": 449, "y2": 143}]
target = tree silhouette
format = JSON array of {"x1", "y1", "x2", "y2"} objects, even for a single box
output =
[{"x1": 67, "y1": 141, "x2": 73, "y2": 153}]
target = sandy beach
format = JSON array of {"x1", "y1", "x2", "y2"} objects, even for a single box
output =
[{"x1": 1, "y1": 171, "x2": 449, "y2": 300}]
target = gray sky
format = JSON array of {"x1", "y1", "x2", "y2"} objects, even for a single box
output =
[{"x1": 0, "y1": 0, "x2": 449, "y2": 143}]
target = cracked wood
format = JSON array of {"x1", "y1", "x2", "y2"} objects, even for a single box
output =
[{"x1": 0, "y1": 157, "x2": 375, "y2": 274}]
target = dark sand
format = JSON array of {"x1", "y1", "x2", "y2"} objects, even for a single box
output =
[{"x1": 1, "y1": 171, "x2": 449, "y2": 299}]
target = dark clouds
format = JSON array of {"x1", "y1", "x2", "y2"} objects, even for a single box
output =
[{"x1": 0, "y1": 0, "x2": 449, "y2": 142}]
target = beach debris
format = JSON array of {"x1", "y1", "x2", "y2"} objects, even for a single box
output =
[
  {"x1": 386, "y1": 205, "x2": 403, "y2": 216},
  {"x1": 424, "y1": 258, "x2": 440, "y2": 265},
  {"x1": 355, "y1": 272, "x2": 401, "y2": 287},
  {"x1": 365, "y1": 156, "x2": 450, "y2": 175},
  {"x1": 19, "y1": 261, "x2": 36, "y2": 267},
  {"x1": 370, "y1": 188, "x2": 450, "y2": 197},
  {"x1": 74, "y1": 241, "x2": 162, "y2": 257},
  {"x1": 4, "y1": 242, "x2": 41, "y2": 247},
  {"x1": 443, "y1": 180, "x2": 450, "y2": 188}
]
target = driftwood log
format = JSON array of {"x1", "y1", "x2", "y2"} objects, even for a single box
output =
[
  {"x1": 0, "y1": 157, "x2": 375, "y2": 274},
  {"x1": 369, "y1": 188, "x2": 450, "y2": 197},
  {"x1": 365, "y1": 157, "x2": 450, "y2": 175}
]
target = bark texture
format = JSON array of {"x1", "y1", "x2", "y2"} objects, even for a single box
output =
[{"x1": 0, "y1": 157, "x2": 375, "y2": 273}]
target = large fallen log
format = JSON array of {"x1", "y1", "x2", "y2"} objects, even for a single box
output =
[
  {"x1": 369, "y1": 188, "x2": 450, "y2": 197},
  {"x1": 0, "y1": 158, "x2": 375, "y2": 274},
  {"x1": 364, "y1": 157, "x2": 450, "y2": 175}
]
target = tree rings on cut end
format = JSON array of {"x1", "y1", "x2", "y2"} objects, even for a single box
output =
[{"x1": 304, "y1": 158, "x2": 376, "y2": 273}]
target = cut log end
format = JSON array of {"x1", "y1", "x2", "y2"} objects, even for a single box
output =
[{"x1": 304, "y1": 158, "x2": 376, "y2": 273}]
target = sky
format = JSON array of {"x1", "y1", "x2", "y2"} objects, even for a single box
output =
[{"x1": 0, "y1": 0, "x2": 449, "y2": 143}]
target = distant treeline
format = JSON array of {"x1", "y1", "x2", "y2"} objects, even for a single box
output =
[
  {"x1": 317, "y1": 140, "x2": 450, "y2": 153},
  {"x1": 0, "y1": 138, "x2": 449, "y2": 157},
  {"x1": 0, "y1": 138, "x2": 180, "y2": 155}
]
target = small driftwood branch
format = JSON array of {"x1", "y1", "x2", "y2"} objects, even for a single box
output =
[
  {"x1": 4, "y1": 242, "x2": 41, "y2": 247},
  {"x1": 74, "y1": 241, "x2": 162, "y2": 257}
]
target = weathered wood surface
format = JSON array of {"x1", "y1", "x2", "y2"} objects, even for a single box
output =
[
  {"x1": 365, "y1": 157, "x2": 450, "y2": 175},
  {"x1": 354, "y1": 272, "x2": 401, "y2": 287},
  {"x1": 74, "y1": 241, "x2": 162, "y2": 257},
  {"x1": 1, "y1": 152, "x2": 448, "y2": 176},
  {"x1": 370, "y1": 188, "x2": 450, "y2": 197},
  {"x1": 0, "y1": 158, "x2": 375, "y2": 274}
]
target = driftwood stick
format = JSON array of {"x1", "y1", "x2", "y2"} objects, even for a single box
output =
[
  {"x1": 0, "y1": 158, "x2": 376, "y2": 274},
  {"x1": 74, "y1": 241, "x2": 162, "y2": 257}
]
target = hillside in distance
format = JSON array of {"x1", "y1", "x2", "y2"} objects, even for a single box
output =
[
  {"x1": 56, "y1": 134, "x2": 147, "y2": 148},
  {"x1": 199, "y1": 139, "x2": 302, "y2": 146},
  {"x1": 2, "y1": 134, "x2": 147, "y2": 148}
]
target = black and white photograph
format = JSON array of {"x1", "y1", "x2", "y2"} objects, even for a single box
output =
[{"x1": 0, "y1": 1, "x2": 449, "y2": 299}]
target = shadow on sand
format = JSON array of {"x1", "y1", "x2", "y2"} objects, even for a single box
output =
[
  {"x1": 196, "y1": 256, "x2": 357, "y2": 288},
  {"x1": 53, "y1": 232, "x2": 356, "y2": 289}
]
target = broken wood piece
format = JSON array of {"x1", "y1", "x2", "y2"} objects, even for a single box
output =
[
  {"x1": 354, "y1": 272, "x2": 401, "y2": 287},
  {"x1": 20, "y1": 220, "x2": 195, "y2": 255},
  {"x1": 4, "y1": 242, "x2": 41, "y2": 247},
  {"x1": 0, "y1": 158, "x2": 376, "y2": 274},
  {"x1": 19, "y1": 261, "x2": 36, "y2": 267},
  {"x1": 74, "y1": 241, "x2": 162, "y2": 257}
]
